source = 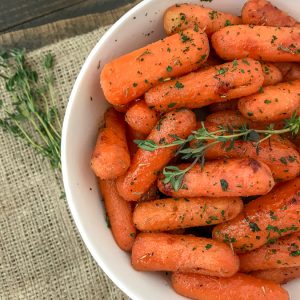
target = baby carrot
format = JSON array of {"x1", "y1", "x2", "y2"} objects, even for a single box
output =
[
  {"x1": 157, "y1": 158, "x2": 274, "y2": 198},
  {"x1": 100, "y1": 28, "x2": 209, "y2": 105},
  {"x1": 211, "y1": 25, "x2": 300, "y2": 62},
  {"x1": 164, "y1": 4, "x2": 241, "y2": 36},
  {"x1": 91, "y1": 108, "x2": 130, "y2": 179},
  {"x1": 99, "y1": 179, "x2": 136, "y2": 251},
  {"x1": 213, "y1": 177, "x2": 300, "y2": 253},
  {"x1": 172, "y1": 272, "x2": 289, "y2": 300},
  {"x1": 131, "y1": 233, "x2": 239, "y2": 277},
  {"x1": 133, "y1": 196, "x2": 243, "y2": 231},
  {"x1": 239, "y1": 232, "x2": 300, "y2": 272},
  {"x1": 145, "y1": 59, "x2": 264, "y2": 112}
]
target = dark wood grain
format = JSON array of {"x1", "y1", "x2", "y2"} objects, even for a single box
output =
[
  {"x1": 0, "y1": 0, "x2": 135, "y2": 33},
  {"x1": 0, "y1": 1, "x2": 141, "y2": 51}
]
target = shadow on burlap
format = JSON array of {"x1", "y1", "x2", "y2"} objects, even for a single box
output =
[{"x1": 0, "y1": 26, "x2": 131, "y2": 300}]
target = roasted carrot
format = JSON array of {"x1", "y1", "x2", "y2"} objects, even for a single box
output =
[
  {"x1": 239, "y1": 232, "x2": 300, "y2": 272},
  {"x1": 100, "y1": 28, "x2": 209, "y2": 105},
  {"x1": 208, "y1": 99, "x2": 239, "y2": 113},
  {"x1": 116, "y1": 109, "x2": 196, "y2": 201},
  {"x1": 99, "y1": 179, "x2": 136, "y2": 251},
  {"x1": 238, "y1": 80, "x2": 300, "y2": 122},
  {"x1": 157, "y1": 158, "x2": 274, "y2": 198},
  {"x1": 131, "y1": 233, "x2": 239, "y2": 277},
  {"x1": 275, "y1": 62, "x2": 300, "y2": 81},
  {"x1": 213, "y1": 177, "x2": 300, "y2": 253},
  {"x1": 211, "y1": 25, "x2": 300, "y2": 62},
  {"x1": 261, "y1": 63, "x2": 283, "y2": 86},
  {"x1": 251, "y1": 266, "x2": 300, "y2": 284},
  {"x1": 133, "y1": 196, "x2": 243, "y2": 232},
  {"x1": 145, "y1": 59, "x2": 264, "y2": 112},
  {"x1": 164, "y1": 4, "x2": 241, "y2": 36},
  {"x1": 91, "y1": 108, "x2": 130, "y2": 179},
  {"x1": 125, "y1": 100, "x2": 159, "y2": 135},
  {"x1": 206, "y1": 110, "x2": 254, "y2": 128},
  {"x1": 203, "y1": 122, "x2": 300, "y2": 181},
  {"x1": 242, "y1": 0, "x2": 299, "y2": 27},
  {"x1": 172, "y1": 272, "x2": 289, "y2": 300}
]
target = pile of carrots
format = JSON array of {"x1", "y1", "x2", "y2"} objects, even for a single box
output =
[{"x1": 91, "y1": 1, "x2": 300, "y2": 299}]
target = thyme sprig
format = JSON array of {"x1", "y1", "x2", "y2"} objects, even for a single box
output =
[
  {"x1": 135, "y1": 113, "x2": 300, "y2": 191},
  {"x1": 0, "y1": 49, "x2": 61, "y2": 170}
]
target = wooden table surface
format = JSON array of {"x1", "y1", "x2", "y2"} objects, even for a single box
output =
[
  {"x1": 0, "y1": 0, "x2": 139, "y2": 50},
  {"x1": 0, "y1": 0, "x2": 135, "y2": 33}
]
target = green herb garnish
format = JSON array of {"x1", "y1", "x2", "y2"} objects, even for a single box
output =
[{"x1": 0, "y1": 49, "x2": 61, "y2": 169}]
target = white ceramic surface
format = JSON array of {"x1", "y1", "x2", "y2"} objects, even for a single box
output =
[{"x1": 61, "y1": 1, "x2": 300, "y2": 299}]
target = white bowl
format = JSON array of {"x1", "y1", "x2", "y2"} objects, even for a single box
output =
[{"x1": 62, "y1": 0, "x2": 300, "y2": 299}]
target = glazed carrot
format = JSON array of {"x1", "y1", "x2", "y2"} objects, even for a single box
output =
[
  {"x1": 206, "y1": 110, "x2": 254, "y2": 127},
  {"x1": 238, "y1": 80, "x2": 300, "y2": 122},
  {"x1": 213, "y1": 177, "x2": 300, "y2": 253},
  {"x1": 125, "y1": 100, "x2": 159, "y2": 135},
  {"x1": 116, "y1": 109, "x2": 196, "y2": 201},
  {"x1": 145, "y1": 59, "x2": 264, "y2": 112},
  {"x1": 275, "y1": 62, "x2": 300, "y2": 81},
  {"x1": 99, "y1": 179, "x2": 136, "y2": 251},
  {"x1": 164, "y1": 4, "x2": 241, "y2": 36},
  {"x1": 242, "y1": 0, "x2": 298, "y2": 27},
  {"x1": 240, "y1": 232, "x2": 300, "y2": 272},
  {"x1": 100, "y1": 28, "x2": 209, "y2": 105},
  {"x1": 211, "y1": 25, "x2": 300, "y2": 62},
  {"x1": 251, "y1": 266, "x2": 300, "y2": 284},
  {"x1": 171, "y1": 272, "x2": 289, "y2": 300},
  {"x1": 157, "y1": 158, "x2": 274, "y2": 198},
  {"x1": 208, "y1": 99, "x2": 239, "y2": 113},
  {"x1": 203, "y1": 122, "x2": 300, "y2": 181},
  {"x1": 131, "y1": 233, "x2": 239, "y2": 277},
  {"x1": 133, "y1": 197, "x2": 243, "y2": 231},
  {"x1": 261, "y1": 63, "x2": 283, "y2": 86},
  {"x1": 91, "y1": 108, "x2": 130, "y2": 179}
]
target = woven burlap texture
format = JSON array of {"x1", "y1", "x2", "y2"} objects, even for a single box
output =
[{"x1": 0, "y1": 27, "x2": 130, "y2": 300}]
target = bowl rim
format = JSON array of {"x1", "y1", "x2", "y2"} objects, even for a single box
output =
[{"x1": 61, "y1": 0, "x2": 152, "y2": 298}]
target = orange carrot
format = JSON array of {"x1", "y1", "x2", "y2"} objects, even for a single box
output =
[
  {"x1": 239, "y1": 232, "x2": 300, "y2": 272},
  {"x1": 125, "y1": 100, "x2": 159, "y2": 135},
  {"x1": 206, "y1": 110, "x2": 254, "y2": 127},
  {"x1": 116, "y1": 109, "x2": 196, "y2": 201},
  {"x1": 164, "y1": 4, "x2": 241, "y2": 36},
  {"x1": 238, "y1": 80, "x2": 300, "y2": 122},
  {"x1": 213, "y1": 177, "x2": 300, "y2": 253},
  {"x1": 100, "y1": 28, "x2": 209, "y2": 105},
  {"x1": 145, "y1": 58, "x2": 264, "y2": 112},
  {"x1": 242, "y1": 0, "x2": 299, "y2": 27},
  {"x1": 157, "y1": 158, "x2": 274, "y2": 198},
  {"x1": 211, "y1": 25, "x2": 300, "y2": 62},
  {"x1": 202, "y1": 122, "x2": 300, "y2": 181},
  {"x1": 131, "y1": 233, "x2": 239, "y2": 277},
  {"x1": 172, "y1": 272, "x2": 289, "y2": 300},
  {"x1": 133, "y1": 197, "x2": 243, "y2": 231},
  {"x1": 251, "y1": 266, "x2": 300, "y2": 284},
  {"x1": 99, "y1": 179, "x2": 136, "y2": 251},
  {"x1": 91, "y1": 108, "x2": 130, "y2": 179}
]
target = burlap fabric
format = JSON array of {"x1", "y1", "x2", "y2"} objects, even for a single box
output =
[{"x1": 0, "y1": 26, "x2": 131, "y2": 299}]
